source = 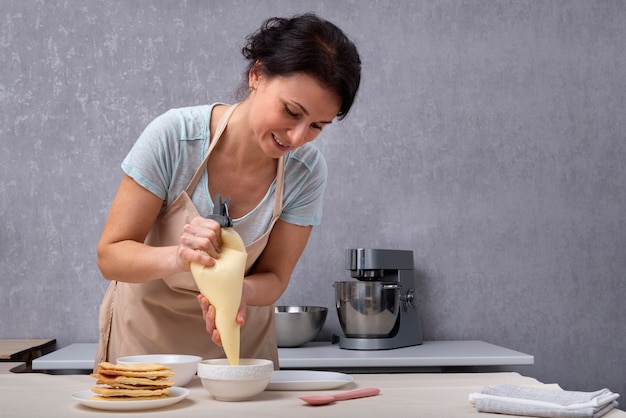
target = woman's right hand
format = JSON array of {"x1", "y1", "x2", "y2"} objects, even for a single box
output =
[
  {"x1": 177, "y1": 216, "x2": 223, "y2": 271},
  {"x1": 197, "y1": 290, "x2": 247, "y2": 347},
  {"x1": 197, "y1": 294, "x2": 220, "y2": 345}
]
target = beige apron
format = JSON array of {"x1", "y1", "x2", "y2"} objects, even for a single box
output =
[{"x1": 96, "y1": 104, "x2": 284, "y2": 368}]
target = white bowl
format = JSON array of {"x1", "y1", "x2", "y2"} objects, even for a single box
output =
[
  {"x1": 197, "y1": 358, "x2": 274, "y2": 401},
  {"x1": 116, "y1": 354, "x2": 202, "y2": 387}
]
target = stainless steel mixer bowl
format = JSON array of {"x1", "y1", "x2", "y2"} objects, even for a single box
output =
[
  {"x1": 274, "y1": 306, "x2": 328, "y2": 347},
  {"x1": 334, "y1": 281, "x2": 401, "y2": 338}
]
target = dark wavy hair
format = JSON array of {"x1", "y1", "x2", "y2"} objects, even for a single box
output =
[{"x1": 241, "y1": 13, "x2": 361, "y2": 120}]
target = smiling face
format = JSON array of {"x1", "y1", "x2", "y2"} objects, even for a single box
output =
[{"x1": 247, "y1": 69, "x2": 341, "y2": 158}]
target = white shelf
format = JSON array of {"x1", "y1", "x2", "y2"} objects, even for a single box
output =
[
  {"x1": 278, "y1": 340, "x2": 533, "y2": 370},
  {"x1": 32, "y1": 343, "x2": 96, "y2": 370},
  {"x1": 32, "y1": 340, "x2": 533, "y2": 371}
]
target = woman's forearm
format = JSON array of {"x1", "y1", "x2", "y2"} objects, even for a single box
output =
[
  {"x1": 97, "y1": 241, "x2": 184, "y2": 283},
  {"x1": 242, "y1": 271, "x2": 289, "y2": 307}
]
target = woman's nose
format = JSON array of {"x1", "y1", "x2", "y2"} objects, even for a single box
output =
[{"x1": 289, "y1": 123, "x2": 314, "y2": 147}]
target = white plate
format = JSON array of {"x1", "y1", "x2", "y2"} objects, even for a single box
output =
[
  {"x1": 266, "y1": 370, "x2": 353, "y2": 391},
  {"x1": 72, "y1": 387, "x2": 189, "y2": 411}
]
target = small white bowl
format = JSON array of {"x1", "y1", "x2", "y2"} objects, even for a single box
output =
[
  {"x1": 197, "y1": 358, "x2": 274, "y2": 401},
  {"x1": 116, "y1": 354, "x2": 202, "y2": 387}
]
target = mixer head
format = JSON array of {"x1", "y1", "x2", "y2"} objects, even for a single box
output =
[{"x1": 346, "y1": 248, "x2": 414, "y2": 280}]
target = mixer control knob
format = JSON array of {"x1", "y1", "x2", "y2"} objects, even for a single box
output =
[{"x1": 400, "y1": 289, "x2": 415, "y2": 309}]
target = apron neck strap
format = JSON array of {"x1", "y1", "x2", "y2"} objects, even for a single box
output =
[
  {"x1": 185, "y1": 103, "x2": 239, "y2": 194},
  {"x1": 273, "y1": 155, "x2": 285, "y2": 218}
]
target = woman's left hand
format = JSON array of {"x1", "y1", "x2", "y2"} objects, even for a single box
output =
[{"x1": 178, "y1": 216, "x2": 223, "y2": 272}]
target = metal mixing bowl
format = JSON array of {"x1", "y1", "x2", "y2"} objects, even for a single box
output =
[
  {"x1": 274, "y1": 306, "x2": 328, "y2": 347},
  {"x1": 335, "y1": 281, "x2": 401, "y2": 337}
]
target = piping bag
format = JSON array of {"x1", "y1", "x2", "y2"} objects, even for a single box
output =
[{"x1": 190, "y1": 194, "x2": 247, "y2": 365}]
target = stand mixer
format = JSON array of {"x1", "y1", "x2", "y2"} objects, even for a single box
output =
[{"x1": 335, "y1": 248, "x2": 423, "y2": 350}]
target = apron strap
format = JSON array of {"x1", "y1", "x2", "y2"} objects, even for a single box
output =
[
  {"x1": 184, "y1": 103, "x2": 239, "y2": 195},
  {"x1": 273, "y1": 155, "x2": 285, "y2": 219}
]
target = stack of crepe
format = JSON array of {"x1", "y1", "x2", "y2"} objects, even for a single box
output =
[{"x1": 89, "y1": 362, "x2": 176, "y2": 401}]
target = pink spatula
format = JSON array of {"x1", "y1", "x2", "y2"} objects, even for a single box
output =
[{"x1": 299, "y1": 388, "x2": 380, "y2": 406}]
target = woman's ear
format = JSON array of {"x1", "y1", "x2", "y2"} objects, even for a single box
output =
[{"x1": 248, "y1": 61, "x2": 263, "y2": 90}]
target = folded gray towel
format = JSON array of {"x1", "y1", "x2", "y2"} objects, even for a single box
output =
[{"x1": 469, "y1": 384, "x2": 620, "y2": 418}]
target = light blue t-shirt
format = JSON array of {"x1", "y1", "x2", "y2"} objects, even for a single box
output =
[{"x1": 121, "y1": 104, "x2": 327, "y2": 245}]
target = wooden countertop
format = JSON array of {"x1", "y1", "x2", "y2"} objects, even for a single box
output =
[{"x1": 0, "y1": 339, "x2": 56, "y2": 360}]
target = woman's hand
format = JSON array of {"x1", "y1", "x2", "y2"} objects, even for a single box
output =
[
  {"x1": 177, "y1": 216, "x2": 223, "y2": 271},
  {"x1": 197, "y1": 288, "x2": 247, "y2": 346}
]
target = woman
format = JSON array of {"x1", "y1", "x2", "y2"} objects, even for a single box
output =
[{"x1": 95, "y1": 13, "x2": 361, "y2": 367}]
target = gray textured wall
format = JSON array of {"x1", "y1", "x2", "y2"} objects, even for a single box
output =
[{"x1": 2, "y1": 0, "x2": 624, "y2": 400}]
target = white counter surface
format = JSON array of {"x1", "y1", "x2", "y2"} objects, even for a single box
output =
[
  {"x1": 2, "y1": 372, "x2": 623, "y2": 417},
  {"x1": 32, "y1": 340, "x2": 533, "y2": 371}
]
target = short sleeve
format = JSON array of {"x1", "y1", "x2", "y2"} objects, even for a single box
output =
[
  {"x1": 121, "y1": 109, "x2": 182, "y2": 200},
  {"x1": 280, "y1": 146, "x2": 328, "y2": 226}
]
